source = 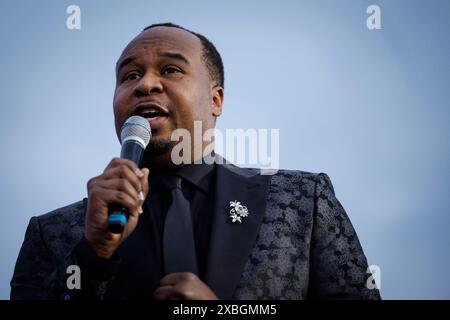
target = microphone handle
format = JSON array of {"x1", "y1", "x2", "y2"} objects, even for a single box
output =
[{"x1": 107, "y1": 140, "x2": 145, "y2": 234}]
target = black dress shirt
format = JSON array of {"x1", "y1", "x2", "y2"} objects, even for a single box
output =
[{"x1": 144, "y1": 161, "x2": 216, "y2": 281}]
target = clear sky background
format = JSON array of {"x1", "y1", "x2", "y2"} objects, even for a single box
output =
[{"x1": 0, "y1": 0, "x2": 449, "y2": 299}]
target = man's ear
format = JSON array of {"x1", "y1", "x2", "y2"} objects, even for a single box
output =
[{"x1": 211, "y1": 86, "x2": 224, "y2": 118}]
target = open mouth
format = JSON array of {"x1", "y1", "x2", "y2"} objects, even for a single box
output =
[
  {"x1": 133, "y1": 103, "x2": 170, "y2": 130},
  {"x1": 138, "y1": 109, "x2": 168, "y2": 119}
]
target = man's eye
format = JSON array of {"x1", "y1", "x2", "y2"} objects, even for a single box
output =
[
  {"x1": 162, "y1": 66, "x2": 180, "y2": 75},
  {"x1": 123, "y1": 72, "x2": 141, "y2": 82}
]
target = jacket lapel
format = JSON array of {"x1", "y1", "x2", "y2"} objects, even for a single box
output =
[{"x1": 205, "y1": 163, "x2": 271, "y2": 299}]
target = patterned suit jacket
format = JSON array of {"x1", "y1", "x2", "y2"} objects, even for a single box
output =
[{"x1": 10, "y1": 163, "x2": 381, "y2": 300}]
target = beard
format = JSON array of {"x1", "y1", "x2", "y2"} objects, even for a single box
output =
[
  {"x1": 140, "y1": 138, "x2": 180, "y2": 170},
  {"x1": 144, "y1": 138, "x2": 176, "y2": 156}
]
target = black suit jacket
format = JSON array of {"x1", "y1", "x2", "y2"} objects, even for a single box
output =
[{"x1": 11, "y1": 163, "x2": 381, "y2": 299}]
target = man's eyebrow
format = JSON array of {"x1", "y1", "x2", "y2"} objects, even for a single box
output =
[
  {"x1": 157, "y1": 52, "x2": 190, "y2": 65},
  {"x1": 116, "y1": 56, "x2": 136, "y2": 74},
  {"x1": 116, "y1": 52, "x2": 190, "y2": 74}
]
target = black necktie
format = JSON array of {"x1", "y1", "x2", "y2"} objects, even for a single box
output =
[{"x1": 162, "y1": 175, "x2": 199, "y2": 275}]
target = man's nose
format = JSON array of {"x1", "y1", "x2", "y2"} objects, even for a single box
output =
[{"x1": 135, "y1": 72, "x2": 163, "y2": 96}]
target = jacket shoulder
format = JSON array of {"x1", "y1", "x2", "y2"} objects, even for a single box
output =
[
  {"x1": 232, "y1": 166, "x2": 330, "y2": 196},
  {"x1": 271, "y1": 169, "x2": 320, "y2": 180},
  {"x1": 37, "y1": 199, "x2": 86, "y2": 229},
  {"x1": 34, "y1": 199, "x2": 86, "y2": 258},
  {"x1": 268, "y1": 169, "x2": 327, "y2": 194}
]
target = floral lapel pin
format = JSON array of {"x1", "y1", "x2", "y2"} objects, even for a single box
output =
[{"x1": 229, "y1": 200, "x2": 249, "y2": 223}]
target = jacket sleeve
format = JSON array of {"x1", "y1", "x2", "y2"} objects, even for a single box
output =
[
  {"x1": 308, "y1": 173, "x2": 381, "y2": 300},
  {"x1": 10, "y1": 215, "x2": 120, "y2": 300},
  {"x1": 10, "y1": 217, "x2": 62, "y2": 299}
]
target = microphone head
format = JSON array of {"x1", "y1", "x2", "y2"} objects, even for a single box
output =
[{"x1": 120, "y1": 116, "x2": 152, "y2": 148}]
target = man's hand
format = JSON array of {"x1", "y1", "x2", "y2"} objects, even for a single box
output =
[
  {"x1": 154, "y1": 273, "x2": 219, "y2": 300},
  {"x1": 85, "y1": 158, "x2": 150, "y2": 259}
]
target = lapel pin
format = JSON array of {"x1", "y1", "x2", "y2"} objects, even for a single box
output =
[{"x1": 229, "y1": 200, "x2": 249, "y2": 223}]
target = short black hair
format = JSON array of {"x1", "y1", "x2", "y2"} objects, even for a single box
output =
[{"x1": 143, "y1": 23, "x2": 224, "y2": 89}]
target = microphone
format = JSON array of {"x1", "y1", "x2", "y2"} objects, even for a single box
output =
[{"x1": 107, "y1": 116, "x2": 152, "y2": 234}]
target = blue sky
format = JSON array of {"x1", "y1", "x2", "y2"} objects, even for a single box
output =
[{"x1": 0, "y1": 0, "x2": 449, "y2": 299}]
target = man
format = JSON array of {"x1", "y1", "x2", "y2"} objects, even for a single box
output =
[{"x1": 11, "y1": 23, "x2": 380, "y2": 300}]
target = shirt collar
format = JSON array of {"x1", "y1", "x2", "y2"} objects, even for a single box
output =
[
  {"x1": 148, "y1": 156, "x2": 216, "y2": 193},
  {"x1": 175, "y1": 161, "x2": 215, "y2": 193}
]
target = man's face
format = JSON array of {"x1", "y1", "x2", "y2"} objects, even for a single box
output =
[{"x1": 113, "y1": 26, "x2": 223, "y2": 166}]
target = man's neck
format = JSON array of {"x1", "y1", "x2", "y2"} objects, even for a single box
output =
[{"x1": 142, "y1": 150, "x2": 216, "y2": 172}]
